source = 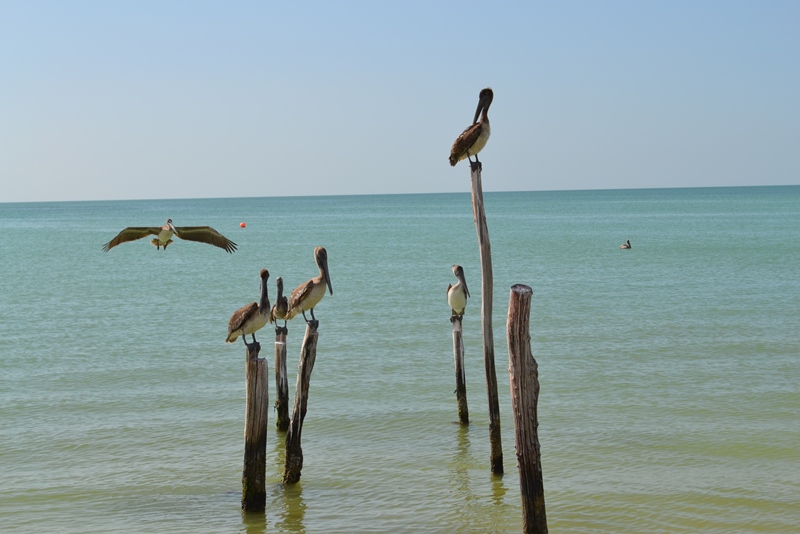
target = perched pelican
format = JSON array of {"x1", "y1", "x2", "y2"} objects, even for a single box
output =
[
  {"x1": 619, "y1": 239, "x2": 631, "y2": 249},
  {"x1": 449, "y1": 87, "x2": 494, "y2": 169},
  {"x1": 269, "y1": 276, "x2": 289, "y2": 328},
  {"x1": 226, "y1": 269, "x2": 271, "y2": 347},
  {"x1": 447, "y1": 265, "x2": 470, "y2": 317},
  {"x1": 102, "y1": 218, "x2": 237, "y2": 253},
  {"x1": 286, "y1": 247, "x2": 333, "y2": 326}
]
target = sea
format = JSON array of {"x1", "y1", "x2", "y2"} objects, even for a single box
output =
[{"x1": 1, "y1": 186, "x2": 798, "y2": 533}]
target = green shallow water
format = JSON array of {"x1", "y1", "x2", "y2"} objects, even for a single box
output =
[{"x1": 1, "y1": 186, "x2": 799, "y2": 533}]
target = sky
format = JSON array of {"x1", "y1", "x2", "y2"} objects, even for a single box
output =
[{"x1": 1, "y1": 0, "x2": 798, "y2": 202}]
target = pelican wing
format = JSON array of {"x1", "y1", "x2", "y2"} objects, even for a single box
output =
[
  {"x1": 102, "y1": 227, "x2": 161, "y2": 252},
  {"x1": 175, "y1": 226, "x2": 238, "y2": 253},
  {"x1": 286, "y1": 280, "x2": 314, "y2": 319},
  {"x1": 449, "y1": 123, "x2": 484, "y2": 166},
  {"x1": 227, "y1": 302, "x2": 258, "y2": 337}
]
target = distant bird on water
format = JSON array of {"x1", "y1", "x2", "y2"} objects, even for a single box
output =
[
  {"x1": 269, "y1": 276, "x2": 289, "y2": 329},
  {"x1": 447, "y1": 265, "x2": 470, "y2": 317},
  {"x1": 102, "y1": 218, "x2": 237, "y2": 253},
  {"x1": 286, "y1": 247, "x2": 333, "y2": 327},
  {"x1": 449, "y1": 87, "x2": 494, "y2": 170},
  {"x1": 226, "y1": 269, "x2": 271, "y2": 347},
  {"x1": 619, "y1": 239, "x2": 631, "y2": 249}
]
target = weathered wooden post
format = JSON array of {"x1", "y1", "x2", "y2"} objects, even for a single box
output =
[
  {"x1": 470, "y1": 162, "x2": 503, "y2": 474},
  {"x1": 283, "y1": 323, "x2": 319, "y2": 484},
  {"x1": 242, "y1": 342, "x2": 269, "y2": 511},
  {"x1": 274, "y1": 326, "x2": 290, "y2": 431},
  {"x1": 451, "y1": 315, "x2": 469, "y2": 425},
  {"x1": 507, "y1": 284, "x2": 547, "y2": 533}
]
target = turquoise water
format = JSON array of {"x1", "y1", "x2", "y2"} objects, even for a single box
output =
[{"x1": 1, "y1": 186, "x2": 798, "y2": 533}]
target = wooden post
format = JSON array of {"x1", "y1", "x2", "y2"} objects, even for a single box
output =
[
  {"x1": 451, "y1": 315, "x2": 469, "y2": 425},
  {"x1": 283, "y1": 323, "x2": 319, "y2": 484},
  {"x1": 242, "y1": 342, "x2": 268, "y2": 512},
  {"x1": 470, "y1": 162, "x2": 503, "y2": 474},
  {"x1": 274, "y1": 326, "x2": 290, "y2": 431},
  {"x1": 507, "y1": 284, "x2": 547, "y2": 533}
]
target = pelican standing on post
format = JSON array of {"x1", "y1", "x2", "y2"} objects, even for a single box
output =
[
  {"x1": 286, "y1": 247, "x2": 333, "y2": 327},
  {"x1": 449, "y1": 87, "x2": 493, "y2": 170},
  {"x1": 226, "y1": 269, "x2": 271, "y2": 348},
  {"x1": 447, "y1": 265, "x2": 470, "y2": 317},
  {"x1": 102, "y1": 218, "x2": 237, "y2": 253},
  {"x1": 269, "y1": 276, "x2": 289, "y2": 329}
]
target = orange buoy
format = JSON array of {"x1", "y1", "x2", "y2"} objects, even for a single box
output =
[{"x1": 240, "y1": 222, "x2": 246, "y2": 228}]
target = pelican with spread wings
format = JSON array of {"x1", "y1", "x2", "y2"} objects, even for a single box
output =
[{"x1": 102, "y1": 218, "x2": 237, "y2": 253}]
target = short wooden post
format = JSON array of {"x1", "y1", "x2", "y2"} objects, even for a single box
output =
[
  {"x1": 451, "y1": 315, "x2": 469, "y2": 425},
  {"x1": 470, "y1": 162, "x2": 503, "y2": 474},
  {"x1": 283, "y1": 323, "x2": 319, "y2": 484},
  {"x1": 242, "y1": 342, "x2": 269, "y2": 511},
  {"x1": 274, "y1": 326, "x2": 290, "y2": 431},
  {"x1": 507, "y1": 284, "x2": 547, "y2": 533}
]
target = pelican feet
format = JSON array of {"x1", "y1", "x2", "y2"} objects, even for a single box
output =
[
  {"x1": 450, "y1": 314, "x2": 463, "y2": 324},
  {"x1": 469, "y1": 159, "x2": 482, "y2": 172},
  {"x1": 245, "y1": 341, "x2": 261, "y2": 353},
  {"x1": 275, "y1": 325, "x2": 288, "y2": 336},
  {"x1": 305, "y1": 319, "x2": 319, "y2": 330}
]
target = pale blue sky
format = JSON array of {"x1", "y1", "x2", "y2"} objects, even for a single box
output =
[{"x1": 1, "y1": 1, "x2": 798, "y2": 202}]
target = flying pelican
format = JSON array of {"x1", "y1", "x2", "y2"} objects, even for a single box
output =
[
  {"x1": 269, "y1": 276, "x2": 289, "y2": 329},
  {"x1": 619, "y1": 239, "x2": 631, "y2": 249},
  {"x1": 102, "y1": 218, "x2": 237, "y2": 253},
  {"x1": 226, "y1": 269, "x2": 271, "y2": 347},
  {"x1": 447, "y1": 265, "x2": 470, "y2": 317},
  {"x1": 449, "y1": 87, "x2": 494, "y2": 169},
  {"x1": 286, "y1": 247, "x2": 333, "y2": 326}
]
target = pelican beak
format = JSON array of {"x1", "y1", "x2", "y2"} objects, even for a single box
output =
[
  {"x1": 472, "y1": 99, "x2": 483, "y2": 125},
  {"x1": 459, "y1": 272, "x2": 470, "y2": 298},
  {"x1": 168, "y1": 221, "x2": 179, "y2": 236},
  {"x1": 323, "y1": 259, "x2": 333, "y2": 295}
]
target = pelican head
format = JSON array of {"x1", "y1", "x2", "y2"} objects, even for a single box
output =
[
  {"x1": 473, "y1": 87, "x2": 494, "y2": 124},
  {"x1": 315, "y1": 246, "x2": 333, "y2": 295},
  {"x1": 276, "y1": 276, "x2": 284, "y2": 296},
  {"x1": 452, "y1": 264, "x2": 469, "y2": 297},
  {"x1": 166, "y1": 218, "x2": 179, "y2": 236}
]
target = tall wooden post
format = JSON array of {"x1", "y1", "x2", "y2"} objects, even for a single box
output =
[
  {"x1": 274, "y1": 326, "x2": 290, "y2": 431},
  {"x1": 451, "y1": 315, "x2": 469, "y2": 425},
  {"x1": 283, "y1": 323, "x2": 319, "y2": 484},
  {"x1": 242, "y1": 342, "x2": 268, "y2": 511},
  {"x1": 470, "y1": 162, "x2": 503, "y2": 474},
  {"x1": 507, "y1": 284, "x2": 547, "y2": 533}
]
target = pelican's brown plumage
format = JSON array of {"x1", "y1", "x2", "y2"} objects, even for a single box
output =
[
  {"x1": 226, "y1": 269, "x2": 270, "y2": 347},
  {"x1": 286, "y1": 247, "x2": 333, "y2": 326},
  {"x1": 269, "y1": 276, "x2": 289, "y2": 328},
  {"x1": 447, "y1": 264, "x2": 470, "y2": 317},
  {"x1": 449, "y1": 87, "x2": 493, "y2": 169},
  {"x1": 102, "y1": 218, "x2": 237, "y2": 253}
]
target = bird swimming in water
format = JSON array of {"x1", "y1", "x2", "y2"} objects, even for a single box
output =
[
  {"x1": 102, "y1": 218, "x2": 237, "y2": 253},
  {"x1": 447, "y1": 265, "x2": 470, "y2": 317},
  {"x1": 226, "y1": 269, "x2": 270, "y2": 348},
  {"x1": 619, "y1": 239, "x2": 631, "y2": 249},
  {"x1": 449, "y1": 87, "x2": 494, "y2": 170},
  {"x1": 286, "y1": 247, "x2": 333, "y2": 327}
]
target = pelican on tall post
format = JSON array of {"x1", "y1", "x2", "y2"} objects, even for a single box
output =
[
  {"x1": 226, "y1": 269, "x2": 271, "y2": 348},
  {"x1": 286, "y1": 247, "x2": 333, "y2": 327},
  {"x1": 102, "y1": 218, "x2": 237, "y2": 253},
  {"x1": 269, "y1": 276, "x2": 289, "y2": 329},
  {"x1": 447, "y1": 265, "x2": 470, "y2": 317},
  {"x1": 449, "y1": 87, "x2": 493, "y2": 170}
]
